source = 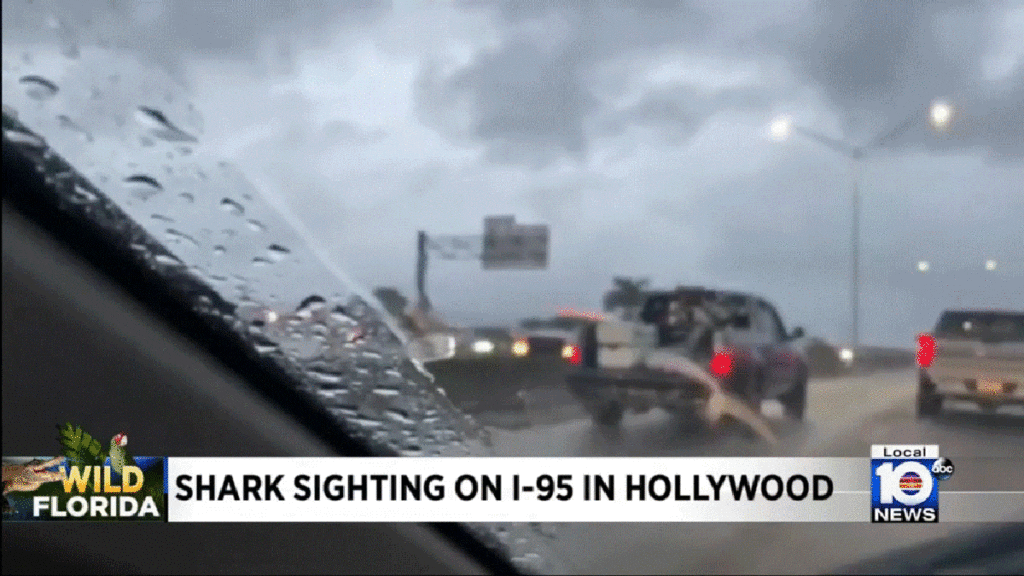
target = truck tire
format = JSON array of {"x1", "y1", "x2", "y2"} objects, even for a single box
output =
[
  {"x1": 672, "y1": 407, "x2": 707, "y2": 434},
  {"x1": 780, "y1": 372, "x2": 807, "y2": 421},
  {"x1": 916, "y1": 372, "x2": 942, "y2": 418},
  {"x1": 593, "y1": 402, "x2": 624, "y2": 428},
  {"x1": 739, "y1": 367, "x2": 764, "y2": 414}
]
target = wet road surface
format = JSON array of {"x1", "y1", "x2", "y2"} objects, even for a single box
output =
[{"x1": 485, "y1": 369, "x2": 1024, "y2": 574}]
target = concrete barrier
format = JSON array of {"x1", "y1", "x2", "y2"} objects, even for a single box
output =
[{"x1": 424, "y1": 356, "x2": 573, "y2": 414}]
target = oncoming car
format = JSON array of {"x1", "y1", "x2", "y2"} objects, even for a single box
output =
[
  {"x1": 455, "y1": 327, "x2": 524, "y2": 359},
  {"x1": 518, "y1": 311, "x2": 597, "y2": 363}
]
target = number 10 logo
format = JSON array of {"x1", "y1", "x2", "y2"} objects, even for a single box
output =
[{"x1": 874, "y1": 461, "x2": 935, "y2": 506}]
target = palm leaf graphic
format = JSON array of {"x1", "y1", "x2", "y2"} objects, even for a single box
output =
[{"x1": 57, "y1": 422, "x2": 108, "y2": 468}]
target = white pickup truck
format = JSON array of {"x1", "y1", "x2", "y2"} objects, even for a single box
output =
[
  {"x1": 565, "y1": 287, "x2": 808, "y2": 434},
  {"x1": 917, "y1": 309, "x2": 1024, "y2": 417}
]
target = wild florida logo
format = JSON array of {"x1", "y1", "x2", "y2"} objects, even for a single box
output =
[{"x1": 1, "y1": 424, "x2": 166, "y2": 521}]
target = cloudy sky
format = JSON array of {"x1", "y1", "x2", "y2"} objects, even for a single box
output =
[{"x1": 3, "y1": 0, "x2": 1023, "y2": 346}]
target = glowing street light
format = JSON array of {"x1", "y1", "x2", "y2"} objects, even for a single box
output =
[
  {"x1": 917, "y1": 260, "x2": 930, "y2": 273},
  {"x1": 985, "y1": 259, "x2": 997, "y2": 271},
  {"x1": 929, "y1": 100, "x2": 954, "y2": 132},
  {"x1": 770, "y1": 115, "x2": 793, "y2": 142}
]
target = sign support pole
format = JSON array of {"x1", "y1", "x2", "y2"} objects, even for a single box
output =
[{"x1": 416, "y1": 230, "x2": 431, "y2": 311}]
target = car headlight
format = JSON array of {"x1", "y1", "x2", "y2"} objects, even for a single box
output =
[
  {"x1": 472, "y1": 339, "x2": 495, "y2": 354},
  {"x1": 512, "y1": 339, "x2": 530, "y2": 357},
  {"x1": 839, "y1": 347, "x2": 855, "y2": 364}
]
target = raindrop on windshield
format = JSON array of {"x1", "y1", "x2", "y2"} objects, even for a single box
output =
[
  {"x1": 19, "y1": 75, "x2": 59, "y2": 100},
  {"x1": 213, "y1": 245, "x2": 226, "y2": 256},
  {"x1": 60, "y1": 37, "x2": 80, "y2": 60},
  {"x1": 246, "y1": 219, "x2": 266, "y2": 232},
  {"x1": 331, "y1": 306, "x2": 357, "y2": 324},
  {"x1": 4, "y1": 129, "x2": 47, "y2": 149},
  {"x1": 296, "y1": 295, "x2": 327, "y2": 316},
  {"x1": 252, "y1": 257, "x2": 273, "y2": 267},
  {"x1": 123, "y1": 174, "x2": 163, "y2": 200},
  {"x1": 46, "y1": 15, "x2": 80, "y2": 59},
  {"x1": 152, "y1": 253, "x2": 183, "y2": 267},
  {"x1": 69, "y1": 183, "x2": 99, "y2": 204},
  {"x1": 179, "y1": 192, "x2": 194, "y2": 203},
  {"x1": 253, "y1": 341, "x2": 280, "y2": 355},
  {"x1": 267, "y1": 244, "x2": 291, "y2": 261},
  {"x1": 165, "y1": 229, "x2": 199, "y2": 248},
  {"x1": 151, "y1": 214, "x2": 174, "y2": 223},
  {"x1": 305, "y1": 368, "x2": 344, "y2": 385},
  {"x1": 220, "y1": 198, "x2": 245, "y2": 216},
  {"x1": 386, "y1": 409, "x2": 415, "y2": 425},
  {"x1": 57, "y1": 115, "x2": 94, "y2": 142},
  {"x1": 135, "y1": 106, "x2": 197, "y2": 143}
]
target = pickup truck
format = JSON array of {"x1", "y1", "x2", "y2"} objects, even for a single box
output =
[
  {"x1": 565, "y1": 287, "x2": 809, "y2": 429},
  {"x1": 917, "y1": 309, "x2": 1024, "y2": 417}
]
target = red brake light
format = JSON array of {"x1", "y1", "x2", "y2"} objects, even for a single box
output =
[
  {"x1": 563, "y1": 344, "x2": 582, "y2": 365},
  {"x1": 710, "y1": 350, "x2": 733, "y2": 377},
  {"x1": 917, "y1": 333, "x2": 936, "y2": 368}
]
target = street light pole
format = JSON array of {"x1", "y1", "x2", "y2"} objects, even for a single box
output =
[
  {"x1": 770, "y1": 100, "x2": 954, "y2": 357},
  {"x1": 849, "y1": 152, "x2": 862, "y2": 354}
]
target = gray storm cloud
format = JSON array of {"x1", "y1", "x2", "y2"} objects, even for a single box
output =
[
  {"x1": 2, "y1": 0, "x2": 1021, "y2": 346},
  {"x1": 417, "y1": 0, "x2": 1024, "y2": 164}
]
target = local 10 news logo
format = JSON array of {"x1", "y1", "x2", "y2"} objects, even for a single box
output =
[{"x1": 871, "y1": 444, "x2": 955, "y2": 523}]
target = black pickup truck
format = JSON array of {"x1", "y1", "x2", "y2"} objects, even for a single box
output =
[{"x1": 566, "y1": 287, "x2": 809, "y2": 428}]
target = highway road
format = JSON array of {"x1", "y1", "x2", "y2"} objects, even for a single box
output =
[{"x1": 484, "y1": 369, "x2": 1024, "y2": 574}]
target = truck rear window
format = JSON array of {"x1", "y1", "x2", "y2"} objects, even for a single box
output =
[{"x1": 934, "y1": 312, "x2": 1024, "y2": 343}]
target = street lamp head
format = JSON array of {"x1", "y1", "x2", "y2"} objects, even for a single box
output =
[
  {"x1": 917, "y1": 260, "x2": 930, "y2": 273},
  {"x1": 929, "y1": 100, "x2": 954, "y2": 131},
  {"x1": 769, "y1": 115, "x2": 793, "y2": 142},
  {"x1": 985, "y1": 259, "x2": 997, "y2": 271}
]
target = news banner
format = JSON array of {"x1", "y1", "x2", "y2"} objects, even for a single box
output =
[{"x1": 3, "y1": 445, "x2": 1020, "y2": 523}]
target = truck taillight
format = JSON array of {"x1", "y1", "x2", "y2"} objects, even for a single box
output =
[
  {"x1": 917, "y1": 333, "x2": 936, "y2": 368},
  {"x1": 563, "y1": 344, "x2": 582, "y2": 365},
  {"x1": 710, "y1": 350, "x2": 733, "y2": 377}
]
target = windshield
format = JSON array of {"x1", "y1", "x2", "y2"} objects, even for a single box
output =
[
  {"x1": 3, "y1": 1, "x2": 1023, "y2": 574},
  {"x1": 935, "y1": 311, "x2": 1024, "y2": 343}
]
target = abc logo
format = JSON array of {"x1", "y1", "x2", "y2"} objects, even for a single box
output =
[
  {"x1": 875, "y1": 461, "x2": 935, "y2": 506},
  {"x1": 931, "y1": 457, "x2": 955, "y2": 481}
]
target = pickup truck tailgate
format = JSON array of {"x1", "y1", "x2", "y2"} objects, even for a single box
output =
[{"x1": 567, "y1": 366, "x2": 712, "y2": 405}]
